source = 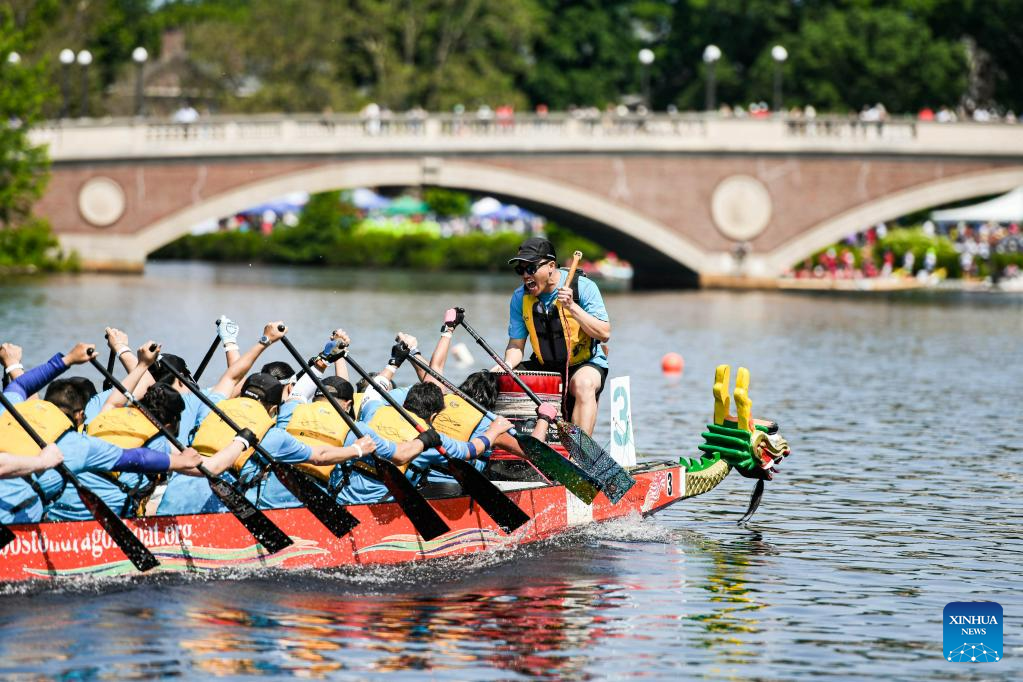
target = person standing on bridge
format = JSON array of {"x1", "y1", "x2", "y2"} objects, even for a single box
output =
[{"x1": 498, "y1": 237, "x2": 611, "y2": 435}]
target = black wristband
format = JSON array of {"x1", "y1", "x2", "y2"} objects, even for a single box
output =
[
  {"x1": 415, "y1": 428, "x2": 442, "y2": 451},
  {"x1": 236, "y1": 428, "x2": 258, "y2": 449}
]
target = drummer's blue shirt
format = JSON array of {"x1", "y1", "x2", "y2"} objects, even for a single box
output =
[{"x1": 507, "y1": 269, "x2": 608, "y2": 369}]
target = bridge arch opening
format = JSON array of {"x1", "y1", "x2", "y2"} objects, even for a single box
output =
[
  {"x1": 765, "y1": 167, "x2": 1023, "y2": 275},
  {"x1": 129, "y1": 160, "x2": 704, "y2": 289}
]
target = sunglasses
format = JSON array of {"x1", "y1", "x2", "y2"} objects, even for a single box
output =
[{"x1": 514, "y1": 260, "x2": 552, "y2": 276}]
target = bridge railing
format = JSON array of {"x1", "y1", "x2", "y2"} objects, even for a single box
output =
[{"x1": 30, "y1": 112, "x2": 1021, "y2": 160}]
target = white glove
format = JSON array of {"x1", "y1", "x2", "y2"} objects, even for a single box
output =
[{"x1": 218, "y1": 316, "x2": 240, "y2": 345}]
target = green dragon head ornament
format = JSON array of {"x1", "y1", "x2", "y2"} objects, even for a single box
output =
[{"x1": 680, "y1": 365, "x2": 791, "y2": 496}]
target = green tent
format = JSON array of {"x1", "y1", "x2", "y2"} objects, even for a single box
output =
[{"x1": 384, "y1": 195, "x2": 430, "y2": 216}]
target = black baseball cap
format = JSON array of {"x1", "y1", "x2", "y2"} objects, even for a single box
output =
[
  {"x1": 508, "y1": 237, "x2": 557, "y2": 265},
  {"x1": 315, "y1": 376, "x2": 355, "y2": 401},
  {"x1": 241, "y1": 372, "x2": 285, "y2": 405}
]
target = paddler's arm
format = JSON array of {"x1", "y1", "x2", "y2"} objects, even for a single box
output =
[
  {"x1": 210, "y1": 321, "x2": 288, "y2": 397},
  {"x1": 183, "y1": 438, "x2": 247, "y2": 477},
  {"x1": 5, "y1": 342, "x2": 94, "y2": 401},
  {"x1": 330, "y1": 328, "x2": 350, "y2": 380},
  {"x1": 0, "y1": 444, "x2": 63, "y2": 479},
  {"x1": 111, "y1": 445, "x2": 201, "y2": 474},
  {"x1": 306, "y1": 435, "x2": 378, "y2": 465},
  {"x1": 99, "y1": 342, "x2": 161, "y2": 413},
  {"x1": 104, "y1": 328, "x2": 139, "y2": 372},
  {"x1": 428, "y1": 308, "x2": 461, "y2": 376},
  {"x1": 0, "y1": 342, "x2": 25, "y2": 382},
  {"x1": 531, "y1": 403, "x2": 558, "y2": 442}
]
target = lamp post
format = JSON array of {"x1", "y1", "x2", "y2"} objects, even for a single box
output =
[
  {"x1": 132, "y1": 46, "x2": 148, "y2": 117},
  {"x1": 59, "y1": 49, "x2": 74, "y2": 119},
  {"x1": 703, "y1": 44, "x2": 721, "y2": 112},
  {"x1": 638, "y1": 48, "x2": 655, "y2": 111},
  {"x1": 76, "y1": 49, "x2": 92, "y2": 118},
  {"x1": 771, "y1": 45, "x2": 788, "y2": 114}
]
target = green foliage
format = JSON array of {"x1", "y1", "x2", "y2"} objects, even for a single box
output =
[
  {"x1": 0, "y1": 217, "x2": 78, "y2": 272},
  {"x1": 151, "y1": 224, "x2": 608, "y2": 274},
  {"x1": 424, "y1": 188, "x2": 470, "y2": 218}
]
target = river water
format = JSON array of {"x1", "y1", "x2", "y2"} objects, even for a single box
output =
[{"x1": 0, "y1": 262, "x2": 1020, "y2": 680}]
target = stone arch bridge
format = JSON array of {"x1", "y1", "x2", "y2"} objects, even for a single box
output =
[{"x1": 31, "y1": 113, "x2": 1023, "y2": 288}]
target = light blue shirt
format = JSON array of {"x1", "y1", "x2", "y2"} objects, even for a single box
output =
[
  {"x1": 329, "y1": 423, "x2": 401, "y2": 505},
  {"x1": 0, "y1": 430, "x2": 123, "y2": 524},
  {"x1": 84, "y1": 388, "x2": 115, "y2": 423},
  {"x1": 179, "y1": 388, "x2": 227, "y2": 444},
  {"x1": 508, "y1": 270, "x2": 608, "y2": 369},
  {"x1": 358, "y1": 386, "x2": 411, "y2": 424},
  {"x1": 428, "y1": 414, "x2": 493, "y2": 484}
]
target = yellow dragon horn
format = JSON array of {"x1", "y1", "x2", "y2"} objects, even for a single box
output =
[
  {"x1": 713, "y1": 364, "x2": 730, "y2": 426},
  {"x1": 734, "y1": 367, "x2": 752, "y2": 432}
]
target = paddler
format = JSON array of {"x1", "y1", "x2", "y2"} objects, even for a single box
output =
[
  {"x1": 500, "y1": 237, "x2": 611, "y2": 435},
  {"x1": 156, "y1": 372, "x2": 378, "y2": 514},
  {"x1": 0, "y1": 377, "x2": 202, "y2": 524}
]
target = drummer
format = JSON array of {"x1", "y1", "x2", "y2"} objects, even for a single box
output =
[{"x1": 498, "y1": 237, "x2": 611, "y2": 435}]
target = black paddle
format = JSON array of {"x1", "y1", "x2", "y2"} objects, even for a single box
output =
[
  {"x1": 0, "y1": 390, "x2": 160, "y2": 572},
  {"x1": 192, "y1": 317, "x2": 223, "y2": 382},
  {"x1": 87, "y1": 348, "x2": 293, "y2": 554},
  {"x1": 0, "y1": 519, "x2": 14, "y2": 550},
  {"x1": 155, "y1": 352, "x2": 361, "y2": 539},
  {"x1": 456, "y1": 311, "x2": 636, "y2": 504},
  {"x1": 276, "y1": 333, "x2": 450, "y2": 541},
  {"x1": 342, "y1": 347, "x2": 530, "y2": 534},
  {"x1": 400, "y1": 345, "x2": 601, "y2": 505},
  {"x1": 102, "y1": 346, "x2": 116, "y2": 391}
]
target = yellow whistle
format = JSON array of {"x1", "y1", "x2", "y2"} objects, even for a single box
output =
[
  {"x1": 733, "y1": 367, "x2": 752, "y2": 433},
  {"x1": 713, "y1": 364, "x2": 730, "y2": 426}
]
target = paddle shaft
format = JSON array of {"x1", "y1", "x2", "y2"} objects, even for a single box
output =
[
  {"x1": 87, "y1": 352, "x2": 293, "y2": 553},
  {"x1": 275, "y1": 333, "x2": 450, "y2": 541},
  {"x1": 457, "y1": 316, "x2": 544, "y2": 407},
  {"x1": 402, "y1": 350, "x2": 505, "y2": 430},
  {"x1": 192, "y1": 318, "x2": 223, "y2": 382},
  {"x1": 102, "y1": 347, "x2": 115, "y2": 390},
  {"x1": 559, "y1": 251, "x2": 583, "y2": 409},
  {"x1": 156, "y1": 353, "x2": 359, "y2": 539},
  {"x1": 0, "y1": 390, "x2": 159, "y2": 571}
]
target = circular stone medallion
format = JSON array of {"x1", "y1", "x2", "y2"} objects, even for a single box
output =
[
  {"x1": 710, "y1": 175, "x2": 772, "y2": 241},
  {"x1": 78, "y1": 177, "x2": 127, "y2": 227}
]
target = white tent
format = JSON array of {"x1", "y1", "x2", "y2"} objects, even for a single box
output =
[{"x1": 931, "y1": 187, "x2": 1023, "y2": 223}]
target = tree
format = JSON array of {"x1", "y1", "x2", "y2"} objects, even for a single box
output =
[{"x1": 0, "y1": 9, "x2": 50, "y2": 227}]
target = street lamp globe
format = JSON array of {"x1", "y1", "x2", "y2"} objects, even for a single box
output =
[
  {"x1": 76, "y1": 49, "x2": 92, "y2": 66},
  {"x1": 7, "y1": 52, "x2": 20, "y2": 65},
  {"x1": 771, "y1": 45, "x2": 788, "y2": 63},
  {"x1": 59, "y1": 49, "x2": 75, "y2": 65},
  {"x1": 638, "y1": 48, "x2": 655, "y2": 66},
  {"x1": 132, "y1": 46, "x2": 148, "y2": 64},
  {"x1": 703, "y1": 44, "x2": 721, "y2": 64}
]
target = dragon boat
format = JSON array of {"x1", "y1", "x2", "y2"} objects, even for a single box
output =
[{"x1": 0, "y1": 366, "x2": 789, "y2": 584}]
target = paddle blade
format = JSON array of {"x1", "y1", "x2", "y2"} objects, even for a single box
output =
[
  {"x1": 267, "y1": 459, "x2": 360, "y2": 539},
  {"x1": 445, "y1": 458, "x2": 530, "y2": 533},
  {"x1": 0, "y1": 521, "x2": 15, "y2": 550},
  {"x1": 515, "y1": 433, "x2": 601, "y2": 505},
  {"x1": 556, "y1": 422, "x2": 636, "y2": 504},
  {"x1": 373, "y1": 458, "x2": 450, "y2": 541},
  {"x1": 69, "y1": 476, "x2": 159, "y2": 572},
  {"x1": 206, "y1": 475, "x2": 294, "y2": 554}
]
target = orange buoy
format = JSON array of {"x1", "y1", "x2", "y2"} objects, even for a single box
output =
[{"x1": 661, "y1": 352, "x2": 684, "y2": 374}]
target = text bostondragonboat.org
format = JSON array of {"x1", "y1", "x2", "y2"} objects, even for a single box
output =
[{"x1": 1, "y1": 525, "x2": 194, "y2": 560}]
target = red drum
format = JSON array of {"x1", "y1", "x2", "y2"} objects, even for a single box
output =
[{"x1": 493, "y1": 371, "x2": 563, "y2": 442}]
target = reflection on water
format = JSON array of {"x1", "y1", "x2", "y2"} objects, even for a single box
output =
[{"x1": 2, "y1": 262, "x2": 1023, "y2": 680}]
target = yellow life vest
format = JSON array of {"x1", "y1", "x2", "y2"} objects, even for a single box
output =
[
  {"x1": 286, "y1": 402, "x2": 352, "y2": 483},
  {"x1": 522, "y1": 269, "x2": 596, "y2": 368},
  {"x1": 191, "y1": 398, "x2": 274, "y2": 473},
  {"x1": 433, "y1": 394, "x2": 485, "y2": 442},
  {"x1": 367, "y1": 405, "x2": 427, "y2": 474},
  {"x1": 0, "y1": 399, "x2": 74, "y2": 456},
  {"x1": 86, "y1": 407, "x2": 160, "y2": 448},
  {"x1": 352, "y1": 393, "x2": 365, "y2": 420}
]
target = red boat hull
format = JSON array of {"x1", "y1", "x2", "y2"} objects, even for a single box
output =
[{"x1": 0, "y1": 462, "x2": 686, "y2": 583}]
